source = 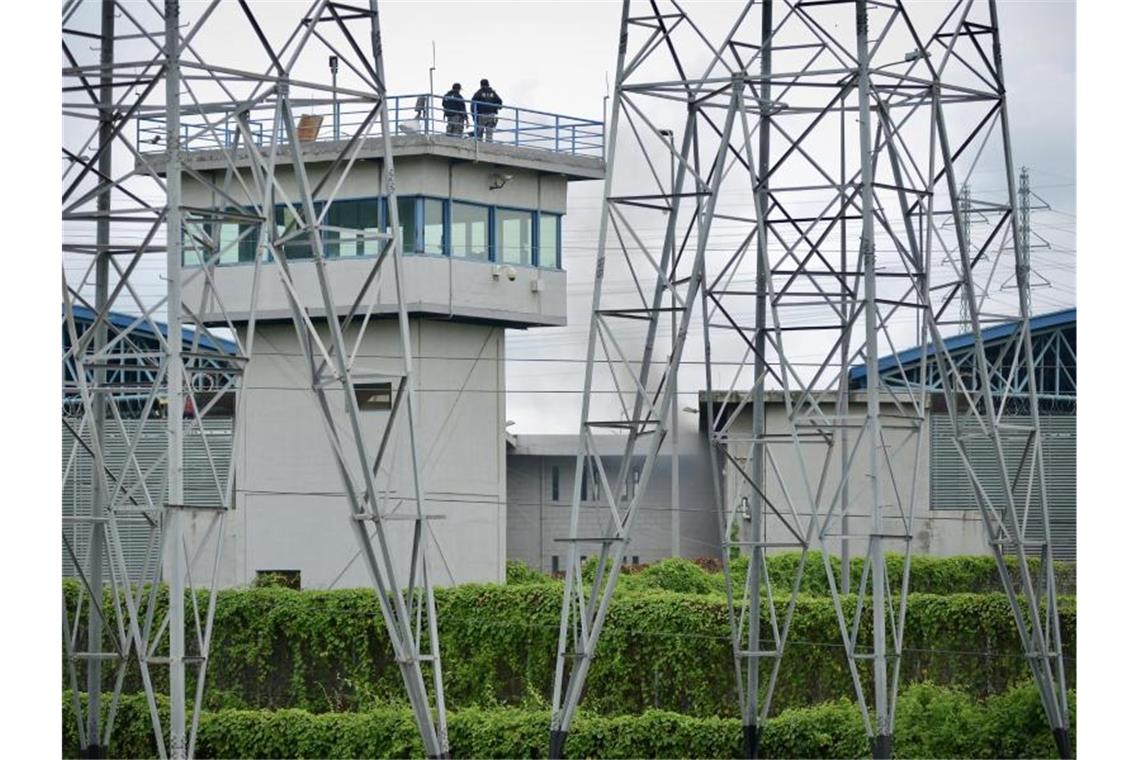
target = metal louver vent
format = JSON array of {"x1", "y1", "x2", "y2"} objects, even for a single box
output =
[
  {"x1": 62, "y1": 418, "x2": 234, "y2": 579},
  {"x1": 930, "y1": 413, "x2": 1075, "y2": 561}
]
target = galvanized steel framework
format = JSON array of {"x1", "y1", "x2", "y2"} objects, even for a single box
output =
[
  {"x1": 549, "y1": 1, "x2": 1070, "y2": 759},
  {"x1": 62, "y1": 1, "x2": 448, "y2": 757}
]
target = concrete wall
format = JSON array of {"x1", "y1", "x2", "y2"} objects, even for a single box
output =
[
  {"x1": 179, "y1": 149, "x2": 571, "y2": 214},
  {"x1": 506, "y1": 432, "x2": 720, "y2": 572},
  {"x1": 717, "y1": 398, "x2": 988, "y2": 559},
  {"x1": 207, "y1": 318, "x2": 508, "y2": 589}
]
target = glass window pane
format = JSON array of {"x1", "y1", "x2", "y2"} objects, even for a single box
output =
[
  {"x1": 451, "y1": 202, "x2": 489, "y2": 260},
  {"x1": 182, "y1": 225, "x2": 202, "y2": 266},
  {"x1": 360, "y1": 200, "x2": 379, "y2": 257},
  {"x1": 424, "y1": 199, "x2": 445, "y2": 255},
  {"x1": 238, "y1": 222, "x2": 259, "y2": 263},
  {"x1": 496, "y1": 208, "x2": 532, "y2": 265},
  {"x1": 325, "y1": 198, "x2": 379, "y2": 257},
  {"x1": 539, "y1": 213, "x2": 559, "y2": 268},
  {"x1": 397, "y1": 196, "x2": 417, "y2": 253},
  {"x1": 275, "y1": 203, "x2": 320, "y2": 260},
  {"x1": 217, "y1": 222, "x2": 240, "y2": 264},
  {"x1": 324, "y1": 199, "x2": 356, "y2": 258}
]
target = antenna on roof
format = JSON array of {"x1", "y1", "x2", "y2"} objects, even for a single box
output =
[
  {"x1": 602, "y1": 71, "x2": 610, "y2": 140},
  {"x1": 428, "y1": 41, "x2": 436, "y2": 132}
]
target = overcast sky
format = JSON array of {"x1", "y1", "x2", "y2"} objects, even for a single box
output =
[{"x1": 61, "y1": 0, "x2": 1076, "y2": 434}]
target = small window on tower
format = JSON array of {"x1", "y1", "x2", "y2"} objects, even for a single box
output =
[
  {"x1": 353, "y1": 382, "x2": 393, "y2": 411},
  {"x1": 551, "y1": 465, "x2": 560, "y2": 502}
]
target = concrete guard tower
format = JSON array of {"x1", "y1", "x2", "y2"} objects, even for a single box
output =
[{"x1": 160, "y1": 110, "x2": 604, "y2": 588}]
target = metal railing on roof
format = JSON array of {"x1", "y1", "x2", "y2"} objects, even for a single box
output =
[{"x1": 136, "y1": 93, "x2": 605, "y2": 158}]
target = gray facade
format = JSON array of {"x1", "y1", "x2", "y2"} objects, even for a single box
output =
[
  {"x1": 506, "y1": 431, "x2": 719, "y2": 572},
  {"x1": 708, "y1": 394, "x2": 989, "y2": 560},
  {"x1": 705, "y1": 395, "x2": 1076, "y2": 562}
]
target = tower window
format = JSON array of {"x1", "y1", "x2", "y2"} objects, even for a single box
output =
[
  {"x1": 451, "y1": 202, "x2": 490, "y2": 260},
  {"x1": 539, "y1": 213, "x2": 560, "y2": 268},
  {"x1": 325, "y1": 198, "x2": 380, "y2": 258},
  {"x1": 353, "y1": 382, "x2": 393, "y2": 411},
  {"x1": 275, "y1": 202, "x2": 323, "y2": 260},
  {"x1": 397, "y1": 196, "x2": 417, "y2": 253},
  {"x1": 424, "y1": 198, "x2": 446, "y2": 255},
  {"x1": 496, "y1": 207, "x2": 533, "y2": 265}
]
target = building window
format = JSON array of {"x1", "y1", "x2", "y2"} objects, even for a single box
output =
[
  {"x1": 396, "y1": 196, "x2": 418, "y2": 254},
  {"x1": 353, "y1": 382, "x2": 393, "y2": 411},
  {"x1": 551, "y1": 465, "x2": 560, "y2": 502},
  {"x1": 496, "y1": 207, "x2": 533, "y2": 265},
  {"x1": 424, "y1": 198, "x2": 446, "y2": 255},
  {"x1": 452, "y1": 202, "x2": 490, "y2": 260},
  {"x1": 215, "y1": 221, "x2": 240, "y2": 264},
  {"x1": 184, "y1": 212, "x2": 261, "y2": 266},
  {"x1": 325, "y1": 198, "x2": 380, "y2": 258},
  {"x1": 275, "y1": 202, "x2": 322, "y2": 260},
  {"x1": 552, "y1": 555, "x2": 559, "y2": 574},
  {"x1": 539, "y1": 213, "x2": 560, "y2": 268}
]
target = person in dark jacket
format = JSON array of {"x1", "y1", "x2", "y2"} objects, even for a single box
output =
[
  {"x1": 441, "y1": 82, "x2": 468, "y2": 136},
  {"x1": 471, "y1": 79, "x2": 503, "y2": 141}
]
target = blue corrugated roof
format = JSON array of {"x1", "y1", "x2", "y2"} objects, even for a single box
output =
[
  {"x1": 64, "y1": 305, "x2": 238, "y2": 355},
  {"x1": 849, "y1": 307, "x2": 1075, "y2": 385}
]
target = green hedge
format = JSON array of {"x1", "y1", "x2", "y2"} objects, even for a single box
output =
[
  {"x1": 521, "y1": 553, "x2": 1076, "y2": 597},
  {"x1": 62, "y1": 682, "x2": 1075, "y2": 759},
  {"x1": 64, "y1": 580, "x2": 1075, "y2": 718}
]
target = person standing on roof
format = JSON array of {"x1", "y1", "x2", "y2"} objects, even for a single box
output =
[
  {"x1": 471, "y1": 79, "x2": 503, "y2": 142},
  {"x1": 441, "y1": 82, "x2": 468, "y2": 136}
]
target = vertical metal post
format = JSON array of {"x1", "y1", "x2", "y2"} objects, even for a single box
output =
[
  {"x1": 959, "y1": 183, "x2": 971, "y2": 328},
  {"x1": 429, "y1": 41, "x2": 436, "y2": 134},
  {"x1": 83, "y1": 2, "x2": 115, "y2": 756},
  {"x1": 745, "y1": 3, "x2": 772, "y2": 756},
  {"x1": 329, "y1": 55, "x2": 340, "y2": 138},
  {"x1": 854, "y1": 2, "x2": 889, "y2": 757},
  {"x1": 988, "y1": 4, "x2": 1069, "y2": 754},
  {"x1": 839, "y1": 90, "x2": 850, "y2": 597},
  {"x1": 367, "y1": 2, "x2": 448, "y2": 753},
  {"x1": 661, "y1": 128, "x2": 680, "y2": 559},
  {"x1": 164, "y1": 2, "x2": 187, "y2": 757},
  {"x1": 549, "y1": 11, "x2": 632, "y2": 755}
]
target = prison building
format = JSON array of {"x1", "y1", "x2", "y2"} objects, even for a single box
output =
[
  {"x1": 703, "y1": 308, "x2": 1076, "y2": 562},
  {"x1": 505, "y1": 431, "x2": 719, "y2": 574},
  {"x1": 143, "y1": 98, "x2": 604, "y2": 588}
]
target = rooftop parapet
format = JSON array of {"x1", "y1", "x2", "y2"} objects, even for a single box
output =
[{"x1": 136, "y1": 93, "x2": 604, "y2": 159}]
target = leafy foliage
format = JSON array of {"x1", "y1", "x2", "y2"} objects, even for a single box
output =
[
  {"x1": 724, "y1": 552, "x2": 1075, "y2": 597},
  {"x1": 63, "y1": 682, "x2": 1075, "y2": 759},
  {"x1": 505, "y1": 560, "x2": 551, "y2": 586},
  {"x1": 64, "y1": 577, "x2": 1075, "y2": 718}
]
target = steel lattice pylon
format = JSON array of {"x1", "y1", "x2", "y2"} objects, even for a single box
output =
[
  {"x1": 549, "y1": 2, "x2": 1070, "y2": 759},
  {"x1": 63, "y1": 1, "x2": 449, "y2": 757}
]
